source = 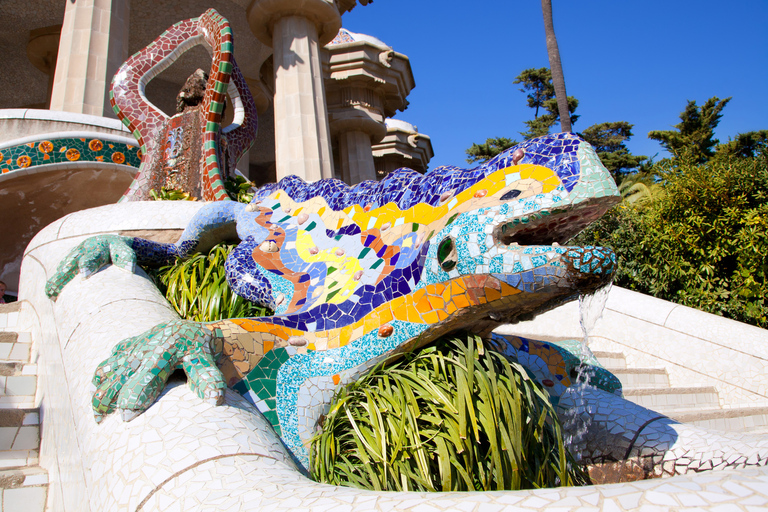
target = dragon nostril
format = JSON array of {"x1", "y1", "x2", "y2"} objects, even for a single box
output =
[{"x1": 501, "y1": 189, "x2": 522, "y2": 201}]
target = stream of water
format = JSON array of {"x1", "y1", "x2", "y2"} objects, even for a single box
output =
[
  {"x1": 578, "y1": 282, "x2": 612, "y2": 359},
  {"x1": 563, "y1": 283, "x2": 613, "y2": 460}
]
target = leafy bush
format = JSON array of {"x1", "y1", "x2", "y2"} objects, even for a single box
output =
[
  {"x1": 149, "y1": 174, "x2": 255, "y2": 203},
  {"x1": 224, "y1": 174, "x2": 256, "y2": 203},
  {"x1": 148, "y1": 242, "x2": 272, "y2": 322},
  {"x1": 575, "y1": 152, "x2": 768, "y2": 328},
  {"x1": 310, "y1": 333, "x2": 588, "y2": 491},
  {"x1": 149, "y1": 187, "x2": 197, "y2": 201}
]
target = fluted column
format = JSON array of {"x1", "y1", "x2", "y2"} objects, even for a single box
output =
[
  {"x1": 323, "y1": 30, "x2": 415, "y2": 184},
  {"x1": 248, "y1": 0, "x2": 340, "y2": 182},
  {"x1": 339, "y1": 130, "x2": 376, "y2": 183},
  {"x1": 50, "y1": 0, "x2": 129, "y2": 117}
]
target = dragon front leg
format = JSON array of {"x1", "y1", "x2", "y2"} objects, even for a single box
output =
[
  {"x1": 92, "y1": 320, "x2": 226, "y2": 422},
  {"x1": 46, "y1": 201, "x2": 243, "y2": 301}
]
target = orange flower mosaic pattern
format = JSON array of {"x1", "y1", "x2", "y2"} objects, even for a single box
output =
[{"x1": 0, "y1": 137, "x2": 140, "y2": 175}]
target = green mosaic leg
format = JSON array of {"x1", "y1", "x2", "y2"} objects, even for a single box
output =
[
  {"x1": 46, "y1": 235, "x2": 136, "y2": 301},
  {"x1": 91, "y1": 320, "x2": 225, "y2": 422}
]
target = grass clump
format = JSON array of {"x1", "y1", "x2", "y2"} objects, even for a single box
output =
[
  {"x1": 310, "y1": 333, "x2": 588, "y2": 491},
  {"x1": 148, "y1": 242, "x2": 272, "y2": 322}
]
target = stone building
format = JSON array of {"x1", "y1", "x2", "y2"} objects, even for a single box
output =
[{"x1": 0, "y1": 0, "x2": 433, "y2": 293}]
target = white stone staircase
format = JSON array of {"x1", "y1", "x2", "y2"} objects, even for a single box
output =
[
  {"x1": 594, "y1": 350, "x2": 768, "y2": 435},
  {"x1": 0, "y1": 303, "x2": 47, "y2": 512}
]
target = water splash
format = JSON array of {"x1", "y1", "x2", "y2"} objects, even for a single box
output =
[
  {"x1": 578, "y1": 282, "x2": 612, "y2": 359},
  {"x1": 563, "y1": 283, "x2": 612, "y2": 460}
]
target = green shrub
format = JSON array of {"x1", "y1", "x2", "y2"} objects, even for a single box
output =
[
  {"x1": 575, "y1": 152, "x2": 768, "y2": 328},
  {"x1": 149, "y1": 187, "x2": 197, "y2": 201},
  {"x1": 310, "y1": 333, "x2": 588, "y2": 491},
  {"x1": 224, "y1": 174, "x2": 255, "y2": 203},
  {"x1": 148, "y1": 242, "x2": 272, "y2": 322}
]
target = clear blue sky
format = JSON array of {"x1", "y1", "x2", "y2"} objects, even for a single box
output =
[{"x1": 343, "y1": 0, "x2": 768, "y2": 170}]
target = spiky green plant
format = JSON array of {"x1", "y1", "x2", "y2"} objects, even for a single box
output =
[
  {"x1": 310, "y1": 333, "x2": 588, "y2": 491},
  {"x1": 148, "y1": 242, "x2": 271, "y2": 322},
  {"x1": 224, "y1": 174, "x2": 256, "y2": 203},
  {"x1": 149, "y1": 187, "x2": 197, "y2": 201}
]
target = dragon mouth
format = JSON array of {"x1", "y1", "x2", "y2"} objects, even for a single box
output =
[
  {"x1": 495, "y1": 197, "x2": 619, "y2": 247},
  {"x1": 442, "y1": 196, "x2": 621, "y2": 331}
]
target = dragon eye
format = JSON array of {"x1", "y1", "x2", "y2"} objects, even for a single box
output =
[{"x1": 437, "y1": 237, "x2": 457, "y2": 272}]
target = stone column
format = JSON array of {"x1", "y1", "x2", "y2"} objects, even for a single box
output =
[
  {"x1": 372, "y1": 120, "x2": 434, "y2": 179},
  {"x1": 50, "y1": 0, "x2": 130, "y2": 117},
  {"x1": 248, "y1": 0, "x2": 340, "y2": 182},
  {"x1": 339, "y1": 130, "x2": 376, "y2": 184},
  {"x1": 27, "y1": 26, "x2": 61, "y2": 109},
  {"x1": 324, "y1": 33, "x2": 415, "y2": 184}
]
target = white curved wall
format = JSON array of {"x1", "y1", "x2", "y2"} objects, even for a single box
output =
[{"x1": 504, "y1": 286, "x2": 768, "y2": 408}]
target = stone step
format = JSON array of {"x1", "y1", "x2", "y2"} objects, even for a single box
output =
[
  {"x1": 622, "y1": 386, "x2": 721, "y2": 412},
  {"x1": 0, "y1": 332, "x2": 31, "y2": 364},
  {"x1": 0, "y1": 365, "x2": 37, "y2": 410},
  {"x1": 0, "y1": 310, "x2": 47, "y2": 511},
  {"x1": 665, "y1": 406, "x2": 768, "y2": 434},
  {"x1": 591, "y1": 350, "x2": 626, "y2": 370},
  {"x1": 0, "y1": 329, "x2": 37, "y2": 410},
  {"x1": 0, "y1": 303, "x2": 21, "y2": 333},
  {"x1": 610, "y1": 367, "x2": 670, "y2": 389},
  {"x1": 0, "y1": 466, "x2": 48, "y2": 512},
  {"x1": 0, "y1": 409, "x2": 41, "y2": 471}
]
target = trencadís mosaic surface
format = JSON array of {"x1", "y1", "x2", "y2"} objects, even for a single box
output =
[
  {"x1": 47, "y1": 132, "x2": 623, "y2": 466},
  {"x1": 111, "y1": 8, "x2": 258, "y2": 202},
  {"x1": 0, "y1": 137, "x2": 139, "y2": 174}
]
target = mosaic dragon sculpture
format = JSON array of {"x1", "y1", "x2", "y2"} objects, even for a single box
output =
[{"x1": 46, "y1": 133, "x2": 622, "y2": 465}]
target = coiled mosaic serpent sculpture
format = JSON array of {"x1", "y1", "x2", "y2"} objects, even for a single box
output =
[
  {"x1": 46, "y1": 133, "x2": 623, "y2": 465},
  {"x1": 111, "y1": 8, "x2": 258, "y2": 202}
]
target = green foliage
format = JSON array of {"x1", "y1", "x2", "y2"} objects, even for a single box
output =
[
  {"x1": 716, "y1": 130, "x2": 768, "y2": 159},
  {"x1": 514, "y1": 68, "x2": 555, "y2": 119},
  {"x1": 310, "y1": 333, "x2": 588, "y2": 492},
  {"x1": 466, "y1": 137, "x2": 518, "y2": 164},
  {"x1": 224, "y1": 174, "x2": 256, "y2": 203},
  {"x1": 575, "y1": 152, "x2": 768, "y2": 328},
  {"x1": 149, "y1": 188, "x2": 197, "y2": 201},
  {"x1": 148, "y1": 242, "x2": 272, "y2": 322},
  {"x1": 617, "y1": 175, "x2": 661, "y2": 207},
  {"x1": 520, "y1": 96, "x2": 579, "y2": 139},
  {"x1": 465, "y1": 67, "x2": 579, "y2": 162},
  {"x1": 148, "y1": 175, "x2": 254, "y2": 203},
  {"x1": 648, "y1": 96, "x2": 731, "y2": 163},
  {"x1": 579, "y1": 122, "x2": 647, "y2": 179}
]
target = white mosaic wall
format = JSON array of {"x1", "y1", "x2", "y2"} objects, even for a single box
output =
[{"x1": 17, "y1": 202, "x2": 768, "y2": 511}]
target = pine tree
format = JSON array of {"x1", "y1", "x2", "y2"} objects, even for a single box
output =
[
  {"x1": 648, "y1": 97, "x2": 732, "y2": 162},
  {"x1": 580, "y1": 121, "x2": 646, "y2": 179}
]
